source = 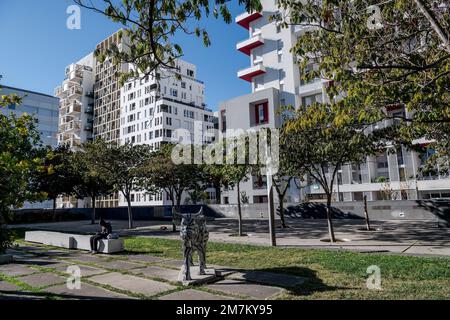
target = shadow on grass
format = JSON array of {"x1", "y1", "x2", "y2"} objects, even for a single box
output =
[{"x1": 240, "y1": 266, "x2": 346, "y2": 297}]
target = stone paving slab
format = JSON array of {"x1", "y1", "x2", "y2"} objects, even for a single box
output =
[
  {"x1": 129, "y1": 265, "x2": 180, "y2": 282},
  {"x1": 159, "y1": 289, "x2": 235, "y2": 300},
  {"x1": 206, "y1": 279, "x2": 284, "y2": 299},
  {"x1": 157, "y1": 259, "x2": 184, "y2": 268},
  {"x1": 54, "y1": 264, "x2": 107, "y2": 277},
  {"x1": 179, "y1": 267, "x2": 219, "y2": 286},
  {"x1": 38, "y1": 249, "x2": 72, "y2": 257},
  {"x1": 210, "y1": 265, "x2": 239, "y2": 277},
  {"x1": 64, "y1": 253, "x2": 109, "y2": 263},
  {"x1": 0, "y1": 264, "x2": 37, "y2": 277},
  {"x1": 95, "y1": 260, "x2": 144, "y2": 270},
  {"x1": 228, "y1": 271, "x2": 306, "y2": 288},
  {"x1": 124, "y1": 254, "x2": 169, "y2": 264},
  {"x1": 18, "y1": 272, "x2": 66, "y2": 288},
  {"x1": 89, "y1": 272, "x2": 176, "y2": 297},
  {"x1": 44, "y1": 283, "x2": 132, "y2": 300},
  {"x1": 18, "y1": 257, "x2": 67, "y2": 267},
  {"x1": 0, "y1": 281, "x2": 21, "y2": 292}
]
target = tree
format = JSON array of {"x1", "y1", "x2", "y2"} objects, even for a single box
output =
[
  {"x1": 271, "y1": 138, "x2": 299, "y2": 228},
  {"x1": 71, "y1": 140, "x2": 115, "y2": 224},
  {"x1": 282, "y1": 104, "x2": 385, "y2": 242},
  {"x1": 223, "y1": 163, "x2": 251, "y2": 237},
  {"x1": 94, "y1": 140, "x2": 152, "y2": 229},
  {"x1": 203, "y1": 163, "x2": 227, "y2": 204},
  {"x1": 31, "y1": 145, "x2": 76, "y2": 220},
  {"x1": 185, "y1": 189, "x2": 209, "y2": 205},
  {"x1": 0, "y1": 87, "x2": 42, "y2": 252},
  {"x1": 73, "y1": 0, "x2": 262, "y2": 83},
  {"x1": 140, "y1": 143, "x2": 202, "y2": 231},
  {"x1": 277, "y1": 0, "x2": 450, "y2": 172}
]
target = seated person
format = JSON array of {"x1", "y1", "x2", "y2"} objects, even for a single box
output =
[{"x1": 90, "y1": 218, "x2": 112, "y2": 254}]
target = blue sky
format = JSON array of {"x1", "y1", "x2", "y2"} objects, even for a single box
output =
[{"x1": 0, "y1": 0, "x2": 251, "y2": 110}]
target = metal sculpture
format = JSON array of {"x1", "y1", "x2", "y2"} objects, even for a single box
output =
[{"x1": 176, "y1": 207, "x2": 209, "y2": 281}]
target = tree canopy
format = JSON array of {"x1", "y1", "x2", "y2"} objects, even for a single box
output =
[
  {"x1": 277, "y1": 0, "x2": 450, "y2": 171},
  {"x1": 74, "y1": 0, "x2": 262, "y2": 83}
]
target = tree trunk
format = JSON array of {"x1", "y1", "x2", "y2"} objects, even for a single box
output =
[
  {"x1": 326, "y1": 193, "x2": 336, "y2": 243},
  {"x1": 363, "y1": 195, "x2": 371, "y2": 231},
  {"x1": 52, "y1": 198, "x2": 57, "y2": 222},
  {"x1": 173, "y1": 193, "x2": 182, "y2": 232},
  {"x1": 278, "y1": 193, "x2": 286, "y2": 228},
  {"x1": 268, "y1": 181, "x2": 276, "y2": 246},
  {"x1": 90, "y1": 195, "x2": 96, "y2": 225},
  {"x1": 214, "y1": 181, "x2": 221, "y2": 204},
  {"x1": 237, "y1": 182, "x2": 243, "y2": 236},
  {"x1": 126, "y1": 196, "x2": 133, "y2": 229}
]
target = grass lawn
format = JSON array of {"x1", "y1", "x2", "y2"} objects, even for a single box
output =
[{"x1": 124, "y1": 236, "x2": 450, "y2": 300}]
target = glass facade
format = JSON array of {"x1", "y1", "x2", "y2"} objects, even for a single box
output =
[
  {"x1": 1, "y1": 85, "x2": 59, "y2": 147},
  {"x1": 1, "y1": 85, "x2": 59, "y2": 209}
]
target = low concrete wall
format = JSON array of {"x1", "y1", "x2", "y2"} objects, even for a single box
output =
[
  {"x1": 11, "y1": 200, "x2": 450, "y2": 223},
  {"x1": 207, "y1": 200, "x2": 450, "y2": 222}
]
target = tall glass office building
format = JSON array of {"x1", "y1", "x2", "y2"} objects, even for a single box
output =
[{"x1": 0, "y1": 85, "x2": 59, "y2": 208}]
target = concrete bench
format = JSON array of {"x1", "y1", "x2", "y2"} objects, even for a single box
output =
[
  {"x1": 24, "y1": 231, "x2": 124, "y2": 254},
  {"x1": 25, "y1": 231, "x2": 74, "y2": 249},
  {"x1": 70, "y1": 234, "x2": 124, "y2": 253}
]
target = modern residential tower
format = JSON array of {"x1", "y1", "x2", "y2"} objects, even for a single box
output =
[
  {"x1": 219, "y1": 0, "x2": 450, "y2": 204},
  {"x1": 119, "y1": 59, "x2": 217, "y2": 206}
]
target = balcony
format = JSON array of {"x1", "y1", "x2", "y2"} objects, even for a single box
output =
[
  {"x1": 237, "y1": 64, "x2": 266, "y2": 82},
  {"x1": 67, "y1": 102, "x2": 82, "y2": 115},
  {"x1": 55, "y1": 84, "x2": 69, "y2": 98},
  {"x1": 69, "y1": 136, "x2": 82, "y2": 148},
  {"x1": 68, "y1": 86, "x2": 83, "y2": 98},
  {"x1": 65, "y1": 120, "x2": 82, "y2": 133},
  {"x1": 54, "y1": 86, "x2": 62, "y2": 97},
  {"x1": 236, "y1": 34, "x2": 264, "y2": 55},
  {"x1": 236, "y1": 11, "x2": 263, "y2": 29}
]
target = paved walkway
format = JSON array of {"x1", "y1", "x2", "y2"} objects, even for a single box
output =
[
  {"x1": 11, "y1": 218, "x2": 450, "y2": 257},
  {"x1": 0, "y1": 243, "x2": 305, "y2": 300}
]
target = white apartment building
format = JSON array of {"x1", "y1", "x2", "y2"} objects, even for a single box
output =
[
  {"x1": 55, "y1": 53, "x2": 95, "y2": 150},
  {"x1": 55, "y1": 53, "x2": 95, "y2": 208},
  {"x1": 119, "y1": 59, "x2": 217, "y2": 206},
  {"x1": 219, "y1": 0, "x2": 450, "y2": 204},
  {"x1": 55, "y1": 31, "x2": 217, "y2": 208}
]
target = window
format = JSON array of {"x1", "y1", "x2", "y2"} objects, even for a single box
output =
[
  {"x1": 254, "y1": 102, "x2": 269, "y2": 125},
  {"x1": 254, "y1": 75, "x2": 264, "y2": 90},
  {"x1": 181, "y1": 82, "x2": 186, "y2": 89},
  {"x1": 301, "y1": 93, "x2": 322, "y2": 106},
  {"x1": 187, "y1": 69, "x2": 194, "y2": 77},
  {"x1": 277, "y1": 40, "x2": 283, "y2": 51},
  {"x1": 221, "y1": 110, "x2": 226, "y2": 132},
  {"x1": 278, "y1": 69, "x2": 284, "y2": 81}
]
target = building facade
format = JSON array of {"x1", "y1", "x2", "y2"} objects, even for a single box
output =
[
  {"x1": 55, "y1": 53, "x2": 95, "y2": 150},
  {"x1": 219, "y1": 0, "x2": 450, "y2": 204},
  {"x1": 1, "y1": 85, "x2": 59, "y2": 209},
  {"x1": 119, "y1": 59, "x2": 217, "y2": 206},
  {"x1": 55, "y1": 30, "x2": 217, "y2": 208}
]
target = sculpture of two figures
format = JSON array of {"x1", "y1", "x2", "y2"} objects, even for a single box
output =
[{"x1": 174, "y1": 207, "x2": 209, "y2": 282}]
